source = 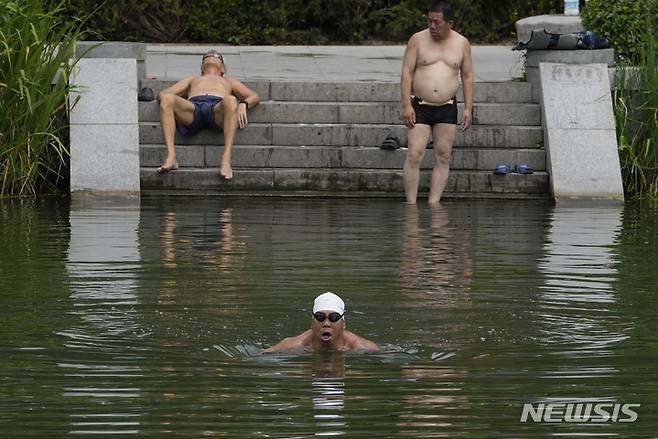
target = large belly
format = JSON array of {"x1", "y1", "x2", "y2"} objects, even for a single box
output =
[{"x1": 412, "y1": 63, "x2": 460, "y2": 103}]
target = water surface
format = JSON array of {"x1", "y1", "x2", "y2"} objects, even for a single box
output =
[{"x1": 1, "y1": 196, "x2": 657, "y2": 437}]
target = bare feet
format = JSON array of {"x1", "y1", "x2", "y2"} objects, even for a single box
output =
[
  {"x1": 220, "y1": 161, "x2": 233, "y2": 180},
  {"x1": 157, "y1": 159, "x2": 178, "y2": 174}
]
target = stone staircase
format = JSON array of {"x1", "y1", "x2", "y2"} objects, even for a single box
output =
[{"x1": 139, "y1": 79, "x2": 549, "y2": 198}]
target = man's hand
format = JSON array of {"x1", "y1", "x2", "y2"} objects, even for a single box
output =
[
  {"x1": 402, "y1": 104, "x2": 416, "y2": 128},
  {"x1": 461, "y1": 108, "x2": 472, "y2": 131},
  {"x1": 237, "y1": 103, "x2": 248, "y2": 129}
]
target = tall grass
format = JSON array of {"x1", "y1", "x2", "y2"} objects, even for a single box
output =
[
  {"x1": 614, "y1": 26, "x2": 658, "y2": 199},
  {"x1": 0, "y1": 0, "x2": 84, "y2": 197}
]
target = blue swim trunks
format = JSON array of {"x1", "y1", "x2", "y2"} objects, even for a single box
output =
[{"x1": 176, "y1": 95, "x2": 223, "y2": 136}]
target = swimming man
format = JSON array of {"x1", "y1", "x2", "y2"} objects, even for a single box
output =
[
  {"x1": 264, "y1": 292, "x2": 380, "y2": 353},
  {"x1": 157, "y1": 50, "x2": 260, "y2": 180},
  {"x1": 401, "y1": 2, "x2": 474, "y2": 204}
]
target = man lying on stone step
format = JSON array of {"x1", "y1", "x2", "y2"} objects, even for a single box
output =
[
  {"x1": 156, "y1": 50, "x2": 260, "y2": 180},
  {"x1": 401, "y1": 1, "x2": 474, "y2": 204},
  {"x1": 263, "y1": 292, "x2": 380, "y2": 353}
]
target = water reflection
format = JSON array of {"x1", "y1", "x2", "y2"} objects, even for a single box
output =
[
  {"x1": 62, "y1": 198, "x2": 144, "y2": 435},
  {"x1": 535, "y1": 206, "x2": 629, "y2": 398},
  {"x1": 312, "y1": 353, "x2": 346, "y2": 435},
  {"x1": 401, "y1": 205, "x2": 473, "y2": 308}
]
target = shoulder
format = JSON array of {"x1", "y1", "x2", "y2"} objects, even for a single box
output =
[
  {"x1": 345, "y1": 331, "x2": 380, "y2": 352},
  {"x1": 263, "y1": 330, "x2": 311, "y2": 353},
  {"x1": 452, "y1": 30, "x2": 470, "y2": 47},
  {"x1": 408, "y1": 29, "x2": 429, "y2": 46},
  {"x1": 226, "y1": 76, "x2": 245, "y2": 86}
]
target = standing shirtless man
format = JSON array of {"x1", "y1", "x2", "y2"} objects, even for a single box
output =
[
  {"x1": 401, "y1": 2, "x2": 474, "y2": 204},
  {"x1": 157, "y1": 50, "x2": 260, "y2": 180}
]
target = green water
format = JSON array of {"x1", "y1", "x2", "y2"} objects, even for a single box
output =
[{"x1": 1, "y1": 196, "x2": 657, "y2": 437}]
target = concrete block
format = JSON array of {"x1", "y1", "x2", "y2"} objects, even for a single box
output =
[
  {"x1": 458, "y1": 125, "x2": 543, "y2": 148},
  {"x1": 271, "y1": 124, "x2": 351, "y2": 146},
  {"x1": 139, "y1": 166, "x2": 549, "y2": 196},
  {"x1": 170, "y1": 168, "x2": 275, "y2": 190},
  {"x1": 70, "y1": 58, "x2": 138, "y2": 125},
  {"x1": 139, "y1": 144, "x2": 206, "y2": 167},
  {"x1": 526, "y1": 49, "x2": 615, "y2": 67},
  {"x1": 273, "y1": 169, "x2": 403, "y2": 192},
  {"x1": 141, "y1": 79, "x2": 271, "y2": 101},
  {"x1": 139, "y1": 100, "x2": 540, "y2": 126},
  {"x1": 472, "y1": 103, "x2": 540, "y2": 126},
  {"x1": 70, "y1": 124, "x2": 140, "y2": 192},
  {"x1": 464, "y1": 82, "x2": 533, "y2": 103},
  {"x1": 75, "y1": 42, "x2": 146, "y2": 82},
  {"x1": 249, "y1": 102, "x2": 339, "y2": 124},
  {"x1": 515, "y1": 15, "x2": 583, "y2": 44},
  {"x1": 138, "y1": 122, "x2": 272, "y2": 145},
  {"x1": 539, "y1": 62, "x2": 624, "y2": 203},
  {"x1": 338, "y1": 103, "x2": 400, "y2": 124},
  {"x1": 204, "y1": 145, "x2": 342, "y2": 168},
  {"x1": 76, "y1": 41, "x2": 146, "y2": 60},
  {"x1": 271, "y1": 81, "x2": 399, "y2": 102}
]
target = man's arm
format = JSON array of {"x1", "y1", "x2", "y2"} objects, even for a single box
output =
[
  {"x1": 348, "y1": 332, "x2": 380, "y2": 352},
  {"x1": 459, "y1": 38, "x2": 474, "y2": 131},
  {"x1": 263, "y1": 331, "x2": 308, "y2": 353},
  {"x1": 158, "y1": 75, "x2": 195, "y2": 100},
  {"x1": 229, "y1": 78, "x2": 260, "y2": 109},
  {"x1": 400, "y1": 34, "x2": 419, "y2": 128},
  {"x1": 228, "y1": 78, "x2": 261, "y2": 129}
]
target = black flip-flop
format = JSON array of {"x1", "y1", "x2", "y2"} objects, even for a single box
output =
[
  {"x1": 138, "y1": 87, "x2": 154, "y2": 102},
  {"x1": 380, "y1": 134, "x2": 401, "y2": 150}
]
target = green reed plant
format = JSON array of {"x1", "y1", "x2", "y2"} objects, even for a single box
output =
[
  {"x1": 614, "y1": 26, "x2": 658, "y2": 199},
  {"x1": 0, "y1": 0, "x2": 84, "y2": 197}
]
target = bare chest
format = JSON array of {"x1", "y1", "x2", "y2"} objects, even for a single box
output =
[
  {"x1": 416, "y1": 39, "x2": 463, "y2": 70},
  {"x1": 190, "y1": 76, "x2": 230, "y2": 91}
]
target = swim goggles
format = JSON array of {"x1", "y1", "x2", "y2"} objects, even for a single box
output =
[{"x1": 313, "y1": 311, "x2": 344, "y2": 322}]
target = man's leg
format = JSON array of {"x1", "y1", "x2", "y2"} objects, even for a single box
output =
[
  {"x1": 213, "y1": 95, "x2": 238, "y2": 180},
  {"x1": 428, "y1": 123, "x2": 457, "y2": 204},
  {"x1": 158, "y1": 92, "x2": 195, "y2": 172},
  {"x1": 402, "y1": 124, "x2": 432, "y2": 204}
]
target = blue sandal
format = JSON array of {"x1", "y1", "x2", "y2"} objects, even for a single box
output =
[
  {"x1": 493, "y1": 164, "x2": 512, "y2": 175},
  {"x1": 513, "y1": 164, "x2": 534, "y2": 174}
]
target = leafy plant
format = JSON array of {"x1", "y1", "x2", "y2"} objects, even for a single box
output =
[
  {"x1": 0, "y1": 0, "x2": 86, "y2": 197},
  {"x1": 613, "y1": 24, "x2": 658, "y2": 199},
  {"x1": 582, "y1": 0, "x2": 658, "y2": 62}
]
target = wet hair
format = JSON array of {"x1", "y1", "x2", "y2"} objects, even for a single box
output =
[{"x1": 427, "y1": 2, "x2": 454, "y2": 22}]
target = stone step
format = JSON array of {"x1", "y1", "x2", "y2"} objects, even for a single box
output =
[
  {"x1": 140, "y1": 144, "x2": 546, "y2": 171},
  {"x1": 139, "y1": 122, "x2": 543, "y2": 149},
  {"x1": 138, "y1": 100, "x2": 541, "y2": 126},
  {"x1": 141, "y1": 79, "x2": 533, "y2": 103},
  {"x1": 140, "y1": 167, "x2": 549, "y2": 196}
]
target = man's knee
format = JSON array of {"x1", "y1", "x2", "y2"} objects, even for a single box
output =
[
  {"x1": 405, "y1": 148, "x2": 425, "y2": 166},
  {"x1": 434, "y1": 146, "x2": 452, "y2": 167},
  {"x1": 158, "y1": 92, "x2": 176, "y2": 108},
  {"x1": 222, "y1": 95, "x2": 238, "y2": 111}
]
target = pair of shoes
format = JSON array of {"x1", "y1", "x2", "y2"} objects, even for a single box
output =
[
  {"x1": 380, "y1": 134, "x2": 401, "y2": 150},
  {"x1": 157, "y1": 161, "x2": 179, "y2": 174},
  {"x1": 138, "y1": 87, "x2": 155, "y2": 102},
  {"x1": 493, "y1": 163, "x2": 534, "y2": 175}
]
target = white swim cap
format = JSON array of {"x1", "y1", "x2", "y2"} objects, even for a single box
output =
[{"x1": 313, "y1": 292, "x2": 345, "y2": 314}]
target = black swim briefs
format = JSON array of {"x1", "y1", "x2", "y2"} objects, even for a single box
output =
[
  {"x1": 411, "y1": 96, "x2": 458, "y2": 126},
  {"x1": 176, "y1": 95, "x2": 223, "y2": 136}
]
